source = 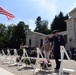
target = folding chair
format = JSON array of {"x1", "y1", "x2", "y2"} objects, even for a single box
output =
[
  {"x1": 33, "y1": 47, "x2": 53, "y2": 75},
  {"x1": 0, "y1": 50, "x2": 5, "y2": 62},
  {"x1": 7, "y1": 49, "x2": 14, "y2": 64},
  {"x1": 1, "y1": 48, "x2": 16, "y2": 65},
  {"x1": 17, "y1": 48, "x2": 35, "y2": 70},
  {"x1": 8, "y1": 49, "x2": 18, "y2": 66},
  {"x1": 1, "y1": 49, "x2": 11, "y2": 64},
  {"x1": 59, "y1": 46, "x2": 75, "y2": 75},
  {"x1": 14, "y1": 49, "x2": 18, "y2": 56}
]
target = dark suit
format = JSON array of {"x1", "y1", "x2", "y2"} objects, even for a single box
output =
[{"x1": 49, "y1": 34, "x2": 65, "y2": 69}]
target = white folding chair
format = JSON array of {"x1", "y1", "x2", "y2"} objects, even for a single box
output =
[
  {"x1": 33, "y1": 48, "x2": 53, "y2": 75},
  {"x1": 14, "y1": 49, "x2": 18, "y2": 56},
  {"x1": 0, "y1": 50, "x2": 5, "y2": 62},
  {"x1": 59, "y1": 46, "x2": 75, "y2": 75},
  {"x1": 1, "y1": 49, "x2": 11, "y2": 64},
  {"x1": 8, "y1": 49, "x2": 18, "y2": 66},
  {"x1": 17, "y1": 48, "x2": 35, "y2": 70}
]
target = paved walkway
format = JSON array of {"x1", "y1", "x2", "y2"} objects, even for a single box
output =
[
  {"x1": 0, "y1": 60, "x2": 76, "y2": 75},
  {"x1": 0, "y1": 67, "x2": 15, "y2": 75}
]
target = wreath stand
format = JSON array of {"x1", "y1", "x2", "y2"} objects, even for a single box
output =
[
  {"x1": 59, "y1": 46, "x2": 75, "y2": 75},
  {"x1": 33, "y1": 48, "x2": 53, "y2": 75}
]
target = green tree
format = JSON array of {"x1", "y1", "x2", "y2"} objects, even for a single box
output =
[
  {"x1": 0, "y1": 23, "x2": 6, "y2": 48},
  {"x1": 6, "y1": 24, "x2": 16, "y2": 48},
  {"x1": 10, "y1": 21, "x2": 30, "y2": 48},
  {"x1": 41, "y1": 20, "x2": 51, "y2": 34},
  {"x1": 51, "y1": 12, "x2": 69, "y2": 32},
  {"x1": 34, "y1": 16, "x2": 51, "y2": 34},
  {"x1": 34, "y1": 16, "x2": 42, "y2": 32},
  {"x1": 0, "y1": 21, "x2": 30, "y2": 49}
]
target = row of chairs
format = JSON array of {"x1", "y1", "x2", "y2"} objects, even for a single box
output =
[
  {"x1": 0, "y1": 49, "x2": 17, "y2": 65},
  {"x1": 0, "y1": 48, "x2": 53, "y2": 75}
]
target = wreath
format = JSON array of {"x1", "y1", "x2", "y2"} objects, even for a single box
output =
[
  {"x1": 23, "y1": 58, "x2": 36, "y2": 65},
  {"x1": 40, "y1": 60, "x2": 52, "y2": 69}
]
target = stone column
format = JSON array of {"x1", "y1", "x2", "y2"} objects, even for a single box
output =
[{"x1": 72, "y1": 18, "x2": 75, "y2": 40}]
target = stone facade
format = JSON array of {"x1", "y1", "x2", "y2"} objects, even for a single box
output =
[
  {"x1": 26, "y1": 31, "x2": 68, "y2": 48},
  {"x1": 26, "y1": 31, "x2": 46, "y2": 47},
  {"x1": 65, "y1": 7, "x2": 76, "y2": 42}
]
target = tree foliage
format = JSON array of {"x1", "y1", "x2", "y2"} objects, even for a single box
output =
[
  {"x1": 51, "y1": 12, "x2": 69, "y2": 32},
  {"x1": 34, "y1": 16, "x2": 51, "y2": 34},
  {"x1": 0, "y1": 21, "x2": 30, "y2": 49},
  {"x1": 0, "y1": 23, "x2": 6, "y2": 48}
]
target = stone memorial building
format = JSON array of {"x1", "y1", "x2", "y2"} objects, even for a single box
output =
[{"x1": 26, "y1": 7, "x2": 76, "y2": 49}]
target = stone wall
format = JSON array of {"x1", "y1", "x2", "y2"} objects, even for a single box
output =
[{"x1": 65, "y1": 40, "x2": 76, "y2": 50}]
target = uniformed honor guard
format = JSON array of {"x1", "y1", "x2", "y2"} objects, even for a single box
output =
[{"x1": 49, "y1": 30, "x2": 65, "y2": 70}]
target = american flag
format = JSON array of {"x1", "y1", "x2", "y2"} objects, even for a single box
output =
[{"x1": 0, "y1": 7, "x2": 15, "y2": 20}]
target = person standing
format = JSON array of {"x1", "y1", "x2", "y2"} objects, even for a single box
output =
[
  {"x1": 49, "y1": 30, "x2": 65, "y2": 70},
  {"x1": 43, "y1": 36, "x2": 52, "y2": 60}
]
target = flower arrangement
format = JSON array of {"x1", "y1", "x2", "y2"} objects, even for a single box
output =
[
  {"x1": 30, "y1": 58, "x2": 36, "y2": 64},
  {"x1": 23, "y1": 58, "x2": 36, "y2": 65},
  {"x1": 23, "y1": 58, "x2": 30, "y2": 65},
  {"x1": 40, "y1": 60, "x2": 52, "y2": 69}
]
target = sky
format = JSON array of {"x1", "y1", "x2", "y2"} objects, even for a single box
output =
[{"x1": 0, "y1": 0, "x2": 76, "y2": 30}]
